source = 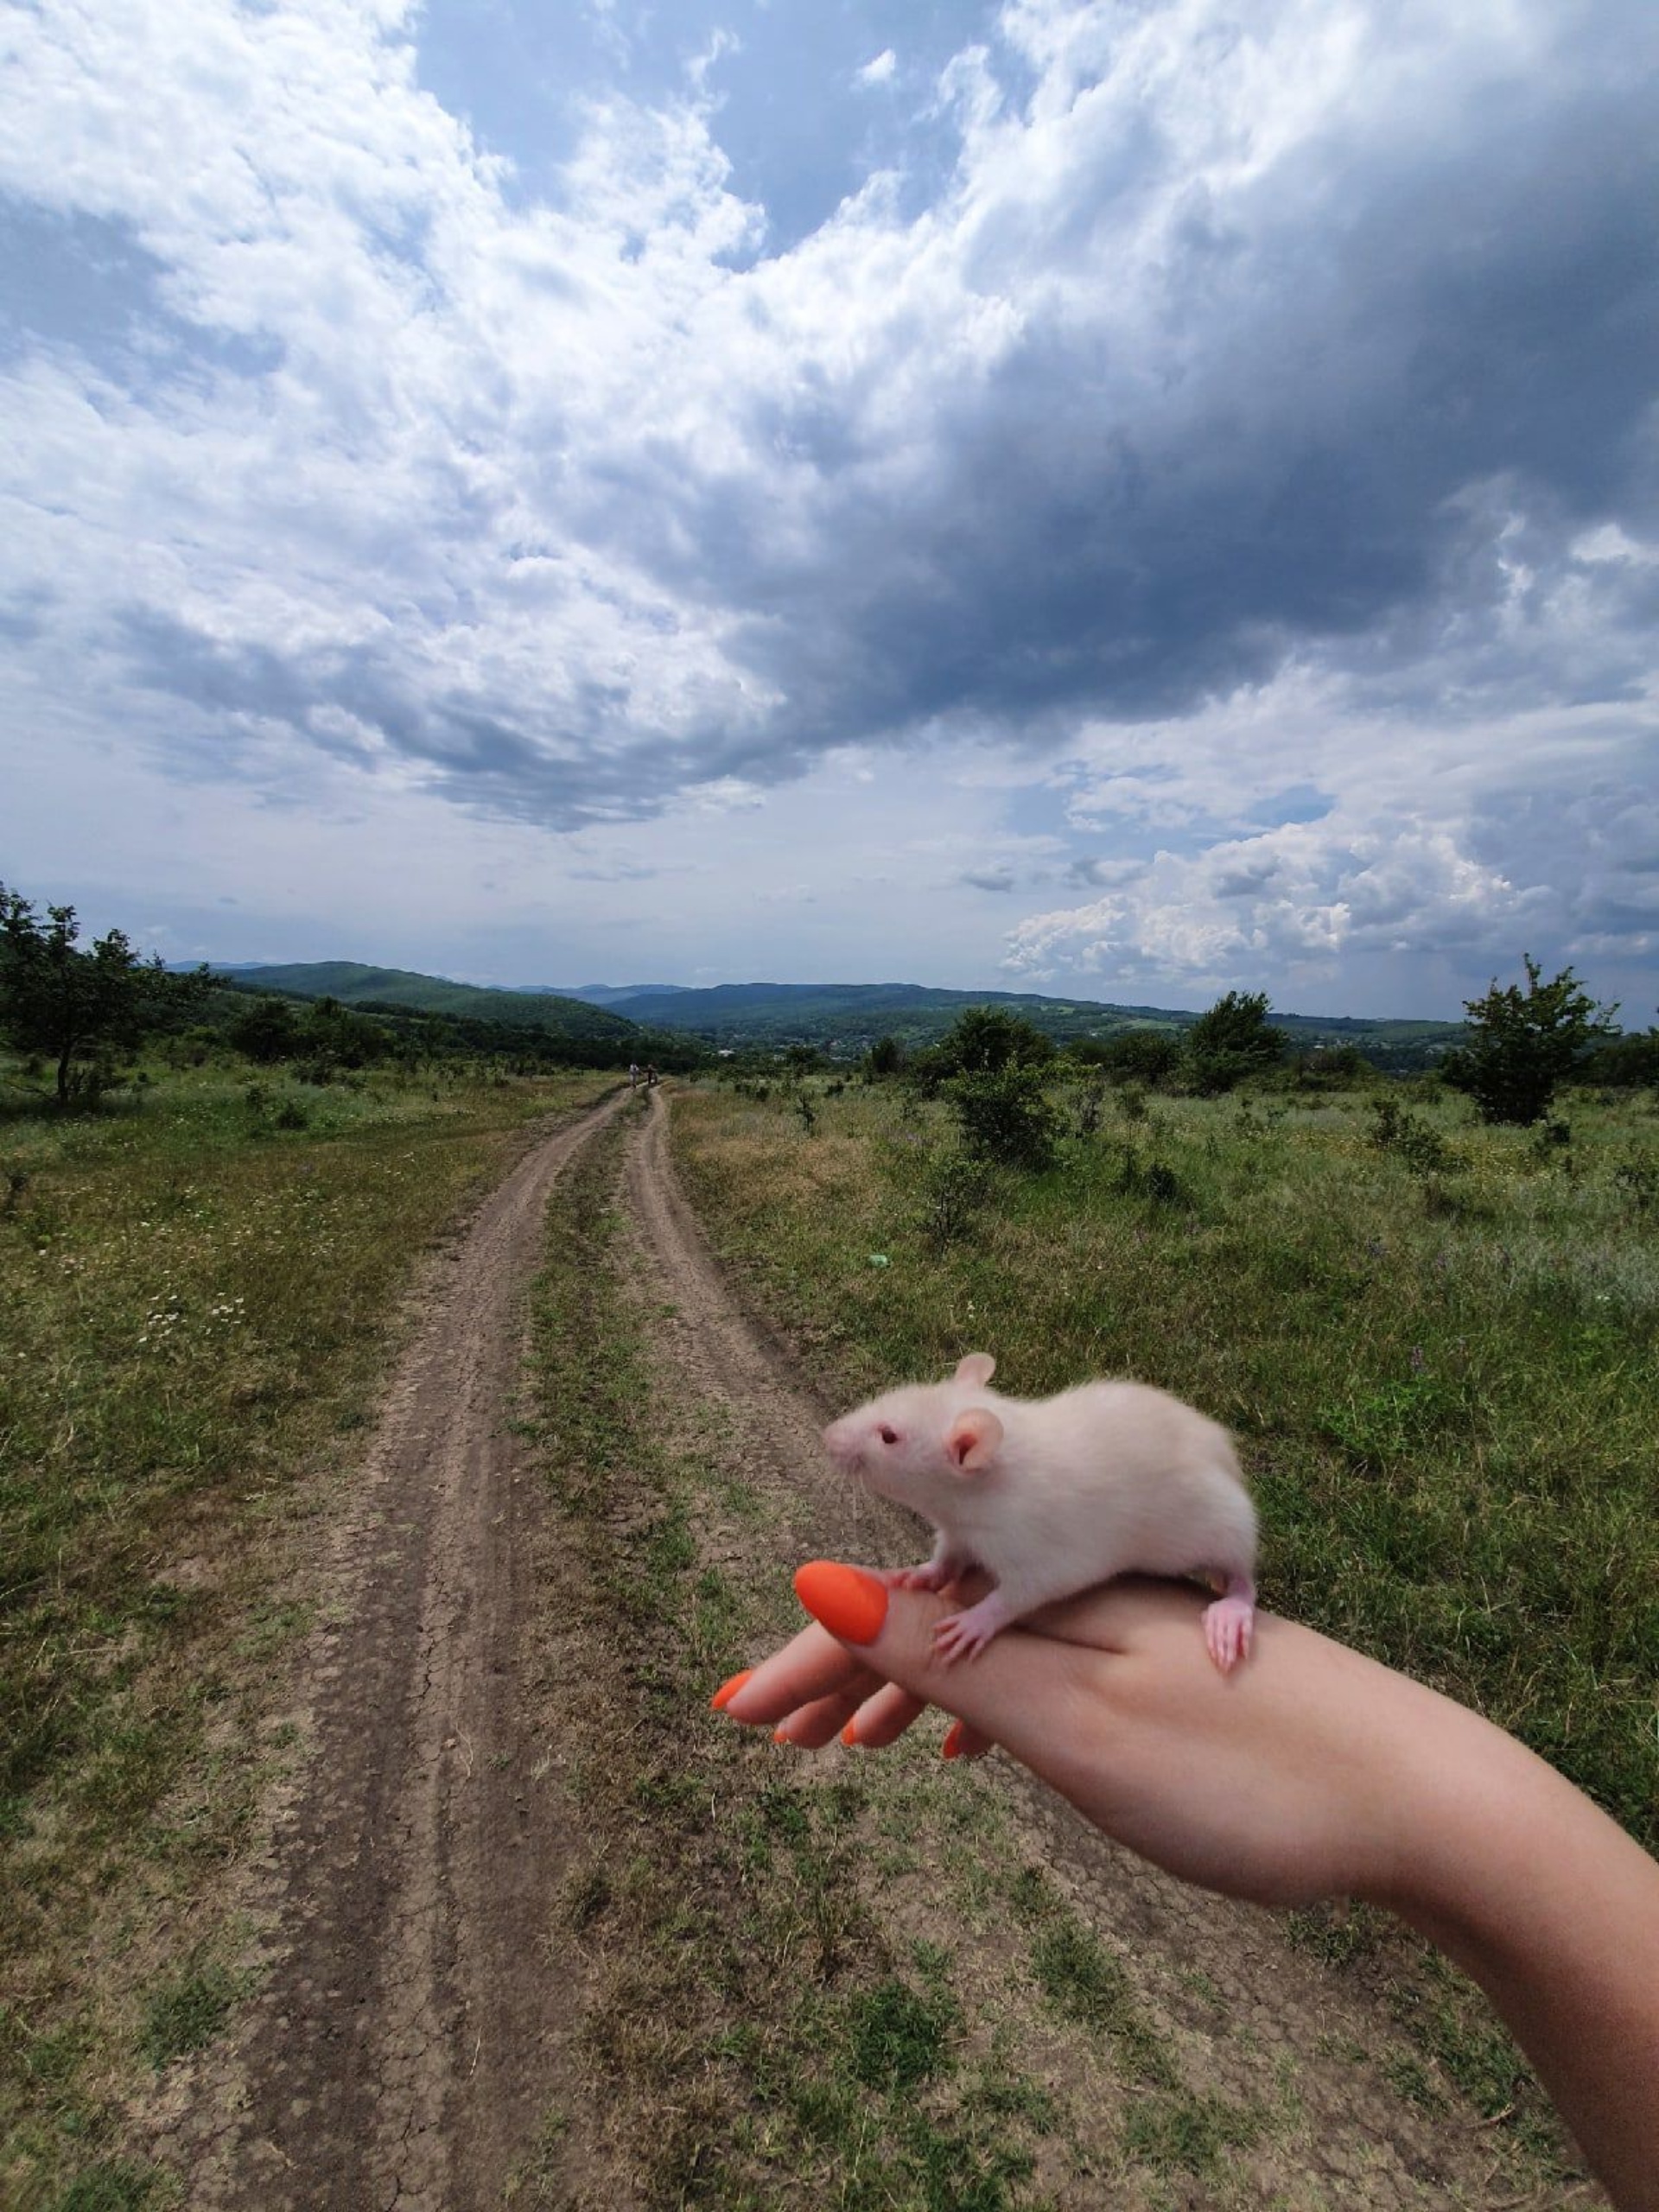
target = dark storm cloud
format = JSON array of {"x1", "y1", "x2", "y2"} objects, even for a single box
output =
[{"x1": 572, "y1": 27, "x2": 1657, "y2": 760}]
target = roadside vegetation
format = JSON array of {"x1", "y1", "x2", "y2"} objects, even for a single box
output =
[{"x1": 0, "y1": 1046, "x2": 614, "y2": 2209}]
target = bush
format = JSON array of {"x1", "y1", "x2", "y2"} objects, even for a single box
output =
[
  {"x1": 1180, "y1": 991, "x2": 1287, "y2": 1095},
  {"x1": 931, "y1": 1006, "x2": 1056, "y2": 1079},
  {"x1": 1369, "y1": 1096, "x2": 1452, "y2": 1174},
  {"x1": 1116, "y1": 1147, "x2": 1190, "y2": 1208},
  {"x1": 1096, "y1": 1031, "x2": 1181, "y2": 1084},
  {"x1": 949, "y1": 1066, "x2": 1060, "y2": 1170},
  {"x1": 1443, "y1": 957, "x2": 1618, "y2": 1126},
  {"x1": 913, "y1": 1149, "x2": 994, "y2": 1249}
]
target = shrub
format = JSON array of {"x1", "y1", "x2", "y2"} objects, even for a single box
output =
[
  {"x1": 949, "y1": 1066, "x2": 1060, "y2": 1171},
  {"x1": 914, "y1": 1148, "x2": 993, "y2": 1249},
  {"x1": 1116, "y1": 1147, "x2": 1189, "y2": 1208},
  {"x1": 1070, "y1": 1071, "x2": 1108, "y2": 1137},
  {"x1": 1443, "y1": 957, "x2": 1618, "y2": 1126},
  {"x1": 1369, "y1": 1096, "x2": 1452, "y2": 1174},
  {"x1": 931, "y1": 1006, "x2": 1056, "y2": 1079},
  {"x1": 1180, "y1": 991, "x2": 1287, "y2": 1095}
]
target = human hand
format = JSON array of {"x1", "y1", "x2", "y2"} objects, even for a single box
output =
[{"x1": 712, "y1": 1563, "x2": 1443, "y2": 1911}]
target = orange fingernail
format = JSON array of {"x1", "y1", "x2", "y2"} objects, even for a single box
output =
[
  {"x1": 793, "y1": 1560, "x2": 889, "y2": 1646},
  {"x1": 772, "y1": 1726, "x2": 792, "y2": 1746},
  {"x1": 710, "y1": 1669, "x2": 753, "y2": 1712},
  {"x1": 840, "y1": 1719, "x2": 858, "y2": 1747},
  {"x1": 941, "y1": 1719, "x2": 964, "y2": 1760}
]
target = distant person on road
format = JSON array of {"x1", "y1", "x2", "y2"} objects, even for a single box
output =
[
  {"x1": 714, "y1": 1568, "x2": 1659, "y2": 2212},
  {"x1": 628, "y1": 1061, "x2": 640, "y2": 1090},
  {"x1": 645, "y1": 1064, "x2": 658, "y2": 1088}
]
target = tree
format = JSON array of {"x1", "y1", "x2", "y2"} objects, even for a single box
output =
[
  {"x1": 0, "y1": 883, "x2": 210, "y2": 1107},
  {"x1": 1096, "y1": 1029, "x2": 1182, "y2": 1084},
  {"x1": 1444, "y1": 957, "x2": 1618, "y2": 1125},
  {"x1": 1182, "y1": 990, "x2": 1287, "y2": 1095},
  {"x1": 227, "y1": 994, "x2": 303, "y2": 1064},
  {"x1": 932, "y1": 1005, "x2": 1056, "y2": 1077}
]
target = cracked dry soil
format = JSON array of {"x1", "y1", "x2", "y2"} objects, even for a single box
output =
[{"x1": 143, "y1": 1087, "x2": 1596, "y2": 2211}]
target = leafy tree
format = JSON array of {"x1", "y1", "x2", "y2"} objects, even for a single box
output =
[
  {"x1": 865, "y1": 1033, "x2": 906, "y2": 1077},
  {"x1": 1181, "y1": 990, "x2": 1287, "y2": 1095},
  {"x1": 0, "y1": 884, "x2": 210, "y2": 1108},
  {"x1": 1580, "y1": 1022, "x2": 1659, "y2": 1090},
  {"x1": 1294, "y1": 1044, "x2": 1375, "y2": 1090},
  {"x1": 227, "y1": 994, "x2": 303, "y2": 1064},
  {"x1": 1444, "y1": 957, "x2": 1619, "y2": 1125},
  {"x1": 1096, "y1": 1030, "x2": 1182, "y2": 1083},
  {"x1": 933, "y1": 1005, "x2": 1056, "y2": 1077}
]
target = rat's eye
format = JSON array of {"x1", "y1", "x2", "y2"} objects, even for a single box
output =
[{"x1": 878, "y1": 1423, "x2": 899, "y2": 1446}]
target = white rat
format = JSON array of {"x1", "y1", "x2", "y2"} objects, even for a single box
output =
[{"x1": 821, "y1": 1352, "x2": 1257, "y2": 1672}]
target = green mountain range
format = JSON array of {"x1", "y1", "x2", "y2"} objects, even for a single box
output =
[
  {"x1": 211, "y1": 963, "x2": 636, "y2": 1042},
  {"x1": 209, "y1": 963, "x2": 1466, "y2": 1067}
]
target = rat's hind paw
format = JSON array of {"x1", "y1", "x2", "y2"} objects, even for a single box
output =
[{"x1": 1203, "y1": 1593, "x2": 1255, "y2": 1675}]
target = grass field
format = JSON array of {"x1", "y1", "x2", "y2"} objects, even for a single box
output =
[
  {"x1": 2, "y1": 1047, "x2": 1651, "y2": 2206},
  {"x1": 0, "y1": 1057, "x2": 615, "y2": 2208}
]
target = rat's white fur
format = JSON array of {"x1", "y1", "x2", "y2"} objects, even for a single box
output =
[{"x1": 822, "y1": 1353, "x2": 1256, "y2": 1647}]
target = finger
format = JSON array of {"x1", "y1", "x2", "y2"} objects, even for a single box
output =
[
  {"x1": 943, "y1": 1719, "x2": 996, "y2": 1761},
  {"x1": 791, "y1": 1560, "x2": 1101, "y2": 1777},
  {"x1": 842, "y1": 1683, "x2": 927, "y2": 1749},
  {"x1": 773, "y1": 1687, "x2": 867, "y2": 1749},
  {"x1": 710, "y1": 1618, "x2": 880, "y2": 1725}
]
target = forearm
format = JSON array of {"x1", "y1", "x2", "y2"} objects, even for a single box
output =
[{"x1": 1373, "y1": 1700, "x2": 1659, "y2": 2211}]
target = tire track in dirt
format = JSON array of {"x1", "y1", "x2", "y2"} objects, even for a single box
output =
[
  {"x1": 620, "y1": 1092, "x2": 1588, "y2": 2211},
  {"x1": 146, "y1": 1090, "x2": 626, "y2": 2212}
]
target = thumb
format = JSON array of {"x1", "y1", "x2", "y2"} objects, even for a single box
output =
[{"x1": 793, "y1": 1560, "x2": 1069, "y2": 1768}]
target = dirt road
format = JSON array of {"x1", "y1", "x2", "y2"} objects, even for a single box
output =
[
  {"x1": 143, "y1": 1089, "x2": 1592, "y2": 2210},
  {"x1": 147, "y1": 1092, "x2": 626, "y2": 2209}
]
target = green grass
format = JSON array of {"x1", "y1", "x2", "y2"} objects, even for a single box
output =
[{"x1": 0, "y1": 1053, "x2": 615, "y2": 2209}]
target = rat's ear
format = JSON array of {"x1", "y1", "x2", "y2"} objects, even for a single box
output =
[
  {"x1": 945, "y1": 1408, "x2": 1003, "y2": 1472},
  {"x1": 955, "y1": 1352, "x2": 996, "y2": 1389}
]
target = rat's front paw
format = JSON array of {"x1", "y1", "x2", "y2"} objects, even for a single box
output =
[
  {"x1": 893, "y1": 1560, "x2": 954, "y2": 1593},
  {"x1": 932, "y1": 1589, "x2": 1012, "y2": 1664}
]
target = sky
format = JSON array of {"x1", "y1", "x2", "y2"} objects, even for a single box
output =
[{"x1": 2, "y1": 0, "x2": 1656, "y2": 1020}]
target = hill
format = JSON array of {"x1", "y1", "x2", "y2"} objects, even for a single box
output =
[
  {"x1": 522, "y1": 983, "x2": 691, "y2": 1006},
  {"x1": 210, "y1": 962, "x2": 638, "y2": 1044},
  {"x1": 598, "y1": 981, "x2": 1465, "y2": 1067},
  {"x1": 202, "y1": 965, "x2": 1466, "y2": 1068}
]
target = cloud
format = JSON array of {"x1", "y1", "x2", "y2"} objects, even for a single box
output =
[
  {"x1": 1003, "y1": 810, "x2": 1544, "y2": 990},
  {"x1": 2, "y1": 0, "x2": 1656, "y2": 1007}
]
